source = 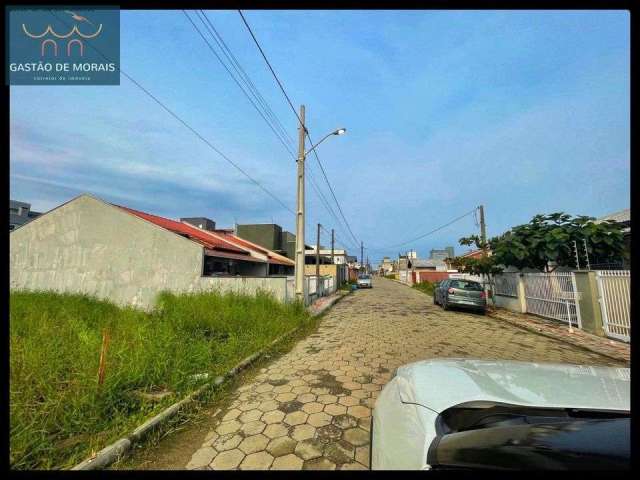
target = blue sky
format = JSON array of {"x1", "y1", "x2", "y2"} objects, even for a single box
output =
[{"x1": 10, "y1": 10, "x2": 630, "y2": 262}]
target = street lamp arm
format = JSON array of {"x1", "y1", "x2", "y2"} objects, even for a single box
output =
[{"x1": 303, "y1": 128, "x2": 346, "y2": 157}]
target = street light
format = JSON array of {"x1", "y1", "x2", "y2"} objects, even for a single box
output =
[
  {"x1": 294, "y1": 105, "x2": 346, "y2": 304},
  {"x1": 303, "y1": 127, "x2": 347, "y2": 157}
]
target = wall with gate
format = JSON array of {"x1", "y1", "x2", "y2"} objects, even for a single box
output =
[
  {"x1": 595, "y1": 270, "x2": 630, "y2": 342},
  {"x1": 491, "y1": 270, "x2": 630, "y2": 342}
]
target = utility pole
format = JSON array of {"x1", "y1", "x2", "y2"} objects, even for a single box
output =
[
  {"x1": 294, "y1": 105, "x2": 306, "y2": 302},
  {"x1": 361, "y1": 241, "x2": 364, "y2": 271},
  {"x1": 479, "y1": 205, "x2": 487, "y2": 255},
  {"x1": 331, "y1": 229, "x2": 335, "y2": 265},
  {"x1": 316, "y1": 223, "x2": 321, "y2": 280}
]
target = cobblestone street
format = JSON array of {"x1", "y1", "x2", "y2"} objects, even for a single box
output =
[{"x1": 185, "y1": 277, "x2": 626, "y2": 470}]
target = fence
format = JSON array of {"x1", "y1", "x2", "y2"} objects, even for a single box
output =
[
  {"x1": 493, "y1": 273, "x2": 518, "y2": 297},
  {"x1": 305, "y1": 275, "x2": 336, "y2": 305},
  {"x1": 522, "y1": 273, "x2": 581, "y2": 328},
  {"x1": 595, "y1": 270, "x2": 630, "y2": 342}
]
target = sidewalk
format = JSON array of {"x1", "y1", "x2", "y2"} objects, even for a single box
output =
[
  {"x1": 307, "y1": 291, "x2": 349, "y2": 317},
  {"x1": 488, "y1": 308, "x2": 630, "y2": 365}
]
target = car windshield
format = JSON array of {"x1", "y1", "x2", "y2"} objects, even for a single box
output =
[
  {"x1": 359, "y1": 275, "x2": 370, "y2": 280},
  {"x1": 449, "y1": 280, "x2": 482, "y2": 290}
]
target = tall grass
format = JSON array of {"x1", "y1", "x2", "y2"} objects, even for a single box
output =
[
  {"x1": 412, "y1": 281, "x2": 437, "y2": 296},
  {"x1": 10, "y1": 290, "x2": 309, "y2": 470}
]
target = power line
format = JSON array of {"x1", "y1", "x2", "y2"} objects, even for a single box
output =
[
  {"x1": 237, "y1": 9, "x2": 301, "y2": 125},
  {"x1": 306, "y1": 138, "x2": 360, "y2": 247},
  {"x1": 367, "y1": 208, "x2": 478, "y2": 252},
  {"x1": 49, "y1": 9, "x2": 296, "y2": 218},
  {"x1": 199, "y1": 10, "x2": 294, "y2": 146},
  {"x1": 188, "y1": 10, "x2": 358, "y2": 252},
  {"x1": 237, "y1": 9, "x2": 361, "y2": 248},
  {"x1": 183, "y1": 10, "x2": 296, "y2": 159}
]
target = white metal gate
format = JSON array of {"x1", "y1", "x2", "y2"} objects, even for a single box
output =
[
  {"x1": 522, "y1": 273, "x2": 581, "y2": 328},
  {"x1": 595, "y1": 270, "x2": 630, "y2": 342}
]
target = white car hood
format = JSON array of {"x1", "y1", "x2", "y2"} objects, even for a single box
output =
[{"x1": 396, "y1": 358, "x2": 630, "y2": 413}]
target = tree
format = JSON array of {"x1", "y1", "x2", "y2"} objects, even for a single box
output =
[{"x1": 456, "y1": 212, "x2": 627, "y2": 272}]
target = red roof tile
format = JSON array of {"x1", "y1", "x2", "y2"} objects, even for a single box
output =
[
  {"x1": 117, "y1": 205, "x2": 248, "y2": 254},
  {"x1": 215, "y1": 231, "x2": 295, "y2": 267}
]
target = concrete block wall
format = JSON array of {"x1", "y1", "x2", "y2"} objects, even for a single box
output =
[{"x1": 10, "y1": 195, "x2": 293, "y2": 310}]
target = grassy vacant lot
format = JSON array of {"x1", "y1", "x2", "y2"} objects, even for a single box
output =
[
  {"x1": 412, "y1": 281, "x2": 437, "y2": 296},
  {"x1": 10, "y1": 290, "x2": 309, "y2": 470}
]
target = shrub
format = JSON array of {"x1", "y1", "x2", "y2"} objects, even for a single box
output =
[{"x1": 412, "y1": 281, "x2": 436, "y2": 296}]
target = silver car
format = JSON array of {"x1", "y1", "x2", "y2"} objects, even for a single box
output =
[
  {"x1": 371, "y1": 359, "x2": 630, "y2": 470},
  {"x1": 357, "y1": 274, "x2": 372, "y2": 288},
  {"x1": 434, "y1": 279, "x2": 486, "y2": 313}
]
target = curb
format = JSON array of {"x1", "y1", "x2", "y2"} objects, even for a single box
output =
[
  {"x1": 487, "y1": 312, "x2": 629, "y2": 364},
  {"x1": 308, "y1": 291, "x2": 348, "y2": 317},
  {"x1": 72, "y1": 325, "x2": 301, "y2": 470},
  {"x1": 72, "y1": 292, "x2": 346, "y2": 470}
]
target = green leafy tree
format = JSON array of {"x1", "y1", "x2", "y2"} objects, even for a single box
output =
[{"x1": 455, "y1": 212, "x2": 627, "y2": 272}]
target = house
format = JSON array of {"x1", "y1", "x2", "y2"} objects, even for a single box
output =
[
  {"x1": 595, "y1": 209, "x2": 630, "y2": 269},
  {"x1": 235, "y1": 223, "x2": 298, "y2": 260},
  {"x1": 304, "y1": 246, "x2": 350, "y2": 285},
  {"x1": 10, "y1": 200, "x2": 41, "y2": 230},
  {"x1": 9, "y1": 194, "x2": 295, "y2": 309},
  {"x1": 405, "y1": 258, "x2": 450, "y2": 284},
  {"x1": 380, "y1": 256, "x2": 395, "y2": 274}
]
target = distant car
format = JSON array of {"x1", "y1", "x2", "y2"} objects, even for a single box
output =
[
  {"x1": 434, "y1": 279, "x2": 486, "y2": 313},
  {"x1": 371, "y1": 359, "x2": 630, "y2": 470},
  {"x1": 357, "y1": 274, "x2": 372, "y2": 288}
]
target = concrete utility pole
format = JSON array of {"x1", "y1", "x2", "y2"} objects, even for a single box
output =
[
  {"x1": 316, "y1": 223, "x2": 321, "y2": 279},
  {"x1": 479, "y1": 205, "x2": 487, "y2": 255},
  {"x1": 331, "y1": 229, "x2": 335, "y2": 265},
  {"x1": 294, "y1": 105, "x2": 306, "y2": 302},
  {"x1": 361, "y1": 241, "x2": 364, "y2": 270}
]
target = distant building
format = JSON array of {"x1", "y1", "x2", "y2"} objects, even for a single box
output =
[
  {"x1": 380, "y1": 256, "x2": 395, "y2": 274},
  {"x1": 180, "y1": 217, "x2": 216, "y2": 231},
  {"x1": 235, "y1": 223, "x2": 299, "y2": 260},
  {"x1": 429, "y1": 246, "x2": 454, "y2": 261},
  {"x1": 10, "y1": 200, "x2": 41, "y2": 230}
]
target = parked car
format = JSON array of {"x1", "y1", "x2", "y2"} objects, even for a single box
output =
[
  {"x1": 371, "y1": 359, "x2": 630, "y2": 470},
  {"x1": 434, "y1": 279, "x2": 486, "y2": 313},
  {"x1": 357, "y1": 274, "x2": 372, "y2": 288}
]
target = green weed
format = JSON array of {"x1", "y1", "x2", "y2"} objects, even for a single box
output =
[{"x1": 9, "y1": 290, "x2": 309, "y2": 470}]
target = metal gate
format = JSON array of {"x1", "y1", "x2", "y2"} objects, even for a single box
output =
[
  {"x1": 522, "y1": 273, "x2": 581, "y2": 328},
  {"x1": 595, "y1": 270, "x2": 630, "y2": 342}
]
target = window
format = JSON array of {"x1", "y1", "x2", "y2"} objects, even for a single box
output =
[{"x1": 449, "y1": 280, "x2": 482, "y2": 290}]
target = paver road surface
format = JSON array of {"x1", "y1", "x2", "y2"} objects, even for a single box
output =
[{"x1": 186, "y1": 278, "x2": 624, "y2": 470}]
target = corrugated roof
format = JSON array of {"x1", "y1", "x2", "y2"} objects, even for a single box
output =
[
  {"x1": 215, "y1": 230, "x2": 295, "y2": 266},
  {"x1": 117, "y1": 206, "x2": 248, "y2": 254},
  {"x1": 597, "y1": 209, "x2": 630, "y2": 224}
]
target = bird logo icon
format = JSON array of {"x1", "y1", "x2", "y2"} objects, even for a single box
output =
[{"x1": 64, "y1": 10, "x2": 96, "y2": 28}]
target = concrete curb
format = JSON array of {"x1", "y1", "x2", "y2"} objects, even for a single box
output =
[
  {"x1": 72, "y1": 292, "x2": 347, "y2": 470},
  {"x1": 487, "y1": 311, "x2": 628, "y2": 364},
  {"x1": 308, "y1": 291, "x2": 349, "y2": 317},
  {"x1": 72, "y1": 325, "x2": 301, "y2": 470}
]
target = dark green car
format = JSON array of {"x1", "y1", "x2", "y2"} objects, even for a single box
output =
[{"x1": 434, "y1": 279, "x2": 486, "y2": 314}]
